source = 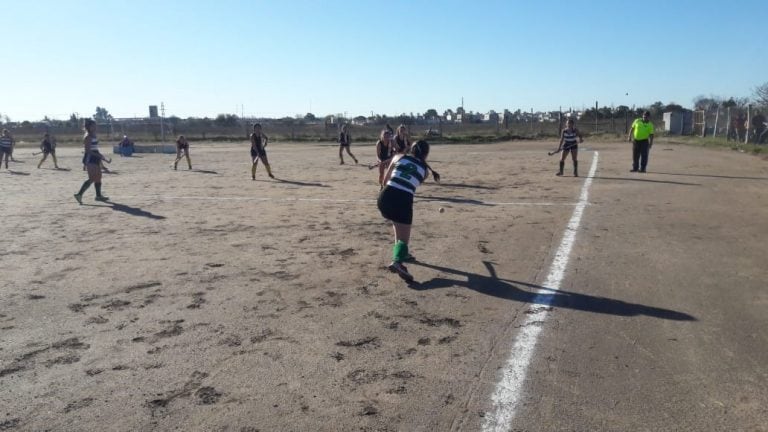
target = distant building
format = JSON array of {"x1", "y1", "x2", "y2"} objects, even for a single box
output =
[{"x1": 663, "y1": 110, "x2": 693, "y2": 135}]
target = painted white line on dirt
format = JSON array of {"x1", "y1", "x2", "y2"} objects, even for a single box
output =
[
  {"x1": 481, "y1": 151, "x2": 599, "y2": 432},
  {"x1": 112, "y1": 195, "x2": 581, "y2": 207}
]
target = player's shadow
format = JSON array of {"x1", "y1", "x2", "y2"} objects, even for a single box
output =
[
  {"x1": 432, "y1": 182, "x2": 498, "y2": 190},
  {"x1": 84, "y1": 202, "x2": 165, "y2": 220},
  {"x1": 273, "y1": 178, "x2": 328, "y2": 187},
  {"x1": 591, "y1": 176, "x2": 700, "y2": 186},
  {"x1": 190, "y1": 169, "x2": 218, "y2": 174},
  {"x1": 7, "y1": 170, "x2": 30, "y2": 176},
  {"x1": 418, "y1": 195, "x2": 494, "y2": 206},
  {"x1": 410, "y1": 261, "x2": 696, "y2": 321},
  {"x1": 647, "y1": 171, "x2": 768, "y2": 181}
]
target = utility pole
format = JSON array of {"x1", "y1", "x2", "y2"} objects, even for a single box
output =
[{"x1": 160, "y1": 102, "x2": 166, "y2": 143}]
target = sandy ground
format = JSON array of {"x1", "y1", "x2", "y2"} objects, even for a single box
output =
[{"x1": 1, "y1": 140, "x2": 767, "y2": 431}]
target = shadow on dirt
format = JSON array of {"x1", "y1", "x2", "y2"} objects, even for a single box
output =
[
  {"x1": 591, "y1": 176, "x2": 700, "y2": 186},
  {"x1": 647, "y1": 171, "x2": 768, "y2": 181},
  {"x1": 410, "y1": 261, "x2": 696, "y2": 321}
]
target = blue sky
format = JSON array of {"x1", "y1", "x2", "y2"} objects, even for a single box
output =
[{"x1": 3, "y1": 0, "x2": 766, "y2": 121}]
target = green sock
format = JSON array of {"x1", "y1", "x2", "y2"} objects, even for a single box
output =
[{"x1": 392, "y1": 240, "x2": 408, "y2": 263}]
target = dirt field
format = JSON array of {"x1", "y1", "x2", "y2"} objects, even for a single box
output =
[{"x1": 1, "y1": 140, "x2": 767, "y2": 431}]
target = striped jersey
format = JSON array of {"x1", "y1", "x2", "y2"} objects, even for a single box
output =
[
  {"x1": 87, "y1": 137, "x2": 100, "y2": 152},
  {"x1": 0, "y1": 136, "x2": 12, "y2": 148},
  {"x1": 386, "y1": 155, "x2": 427, "y2": 195},
  {"x1": 562, "y1": 128, "x2": 579, "y2": 146}
]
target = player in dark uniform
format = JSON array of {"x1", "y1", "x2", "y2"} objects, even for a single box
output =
[
  {"x1": 250, "y1": 123, "x2": 274, "y2": 180},
  {"x1": 0, "y1": 129, "x2": 13, "y2": 169},
  {"x1": 377, "y1": 140, "x2": 436, "y2": 282},
  {"x1": 173, "y1": 135, "x2": 192, "y2": 170},
  {"x1": 556, "y1": 118, "x2": 583, "y2": 177},
  {"x1": 393, "y1": 124, "x2": 411, "y2": 154},
  {"x1": 375, "y1": 129, "x2": 393, "y2": 188},
  {"x1": 74, "y1": 119, "x2": 109, "y2": 204},
  {"x1": 37, "y1": 133, "x2": 60, "y2": 169},
  {"x1": 338, "y1": 123, "x2": 358, "y2": 165}
]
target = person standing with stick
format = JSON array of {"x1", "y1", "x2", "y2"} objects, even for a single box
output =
[
  {"x1": 628, "y1": 110, "x2": 654, "y2": 173},
  {"x1": 338, "y1": 123, "x2": 358, "y2": 165},
  {"x1": 173, "y1": 135, "x2": 192, "y2": 170},
  {"x1": 375, "y1": 129, "x2": 393, "y2": 188},
  {"x1": 37, "y1": 133, "x2": 60, "y2": 169},
  {"x1": 74, "y1": 119, "x2": 109, "y2": 204},
  {"x1": 0, "y1": 129, "x2": 13, "y2": 169},
  {"x1": 556, "y1": 118, "x2": 583, "y2": 177},
  {"x1": 250, "y1": 123, "x2": 274, "y2": 180}
]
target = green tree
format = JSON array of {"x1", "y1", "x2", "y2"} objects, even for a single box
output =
[
  {"x1": 94, "y1": 106, "x2": 113, "y2": 122},
  {"x1": 304, "y1": 113, "x2": 317, "y2": 121},
  {"x1": 754, "y1": 82, "x2": 768, "y2": 107},
  {"x1": 423, "y1": 109, "x2": 439, "y2": 119}
]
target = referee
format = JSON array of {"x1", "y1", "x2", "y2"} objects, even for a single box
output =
[{"x1": 628, "y1": 110, "x2": 654, "y2": 173}]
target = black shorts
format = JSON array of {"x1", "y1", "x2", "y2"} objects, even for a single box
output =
[
  {"x1": 43, "y1": 146, "x2": 55, "y2": 155},
  {"x1": 251, "y1": 147, "x2": 266, "y2": 159},
  {"x1": 0, "y1": 147, "x2": 11, "y2": 156},
  {"x1": 377, "y1": 186, "x2": 414, "y2": 225},
  {"x1": 83, "y1": 151, "x2": 102, "y2": 165},
  {"x1": 177, "y1": 144, "x2": 189, "y2": 151}
]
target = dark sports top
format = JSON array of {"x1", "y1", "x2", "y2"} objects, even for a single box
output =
[
  {"x1": 394, "y1": 136, "x2": 409, "y2": 153},
  {"x1": 339, "y1": 132, "x2": 350, "y2": 146},
  {"x1": 251, "y1": 133, "x2": 265, "y2": 150},
  {"x1": 86, "y1": 136, "x2": 100, "y2": 152},
  {"x1": 0, "y1": 136, "x2": 12, "y2": 148},
  {"x1": 562, "y1": 128, "x2": 579, "y2": 146},
  {"x1": 385, "y1": 155, "x2": 427, "y2": 195},
  {"x1": 376, "y1": 140, "x2": 391, "y2": 160}
]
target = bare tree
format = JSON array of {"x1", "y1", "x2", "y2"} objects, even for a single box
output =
[{"x1": 754, "y1": 82, "x2": 768, "y2": 107}]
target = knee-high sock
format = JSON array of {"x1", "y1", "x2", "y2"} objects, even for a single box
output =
[
  {"x1": 558, "y1": 161, "x2": 564, "y2": 174},
  {"x1": 251, "y1": 163, "x2": 257, "y2": 177},
  {"x1": 95, "y1": 182, "x2": 103, "y2": 197},
  {"x1": 392, "y1": 240, "x2": 408, "y2": 263},
  {"x1": 573, "y1": 160, "x2": 578, "y2": 175},
  {"x1": 265, "y1": 163, "x2": 273, "y2": 177},
  {"x1": 77, "y1": 180, "x2": 92, "y2": 195}
]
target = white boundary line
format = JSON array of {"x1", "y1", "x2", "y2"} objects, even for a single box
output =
[
  {"x1": 112, "y1": 195, "x2": 580, "y2": 207},
  {"x1": 481, "y1": 151, "x2": 599, "y2": 432}
]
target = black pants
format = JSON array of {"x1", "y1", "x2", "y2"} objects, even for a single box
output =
[{"x1": 632, "y1": 139, "x2": 650, "y2": 171}]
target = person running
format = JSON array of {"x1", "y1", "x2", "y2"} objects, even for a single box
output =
[
  {"x1": 74, "y1": 119, "x2": 109, "y2": 204},
  {"x1": 250, "y1": 123, "x2": 274, "y2": 179},
  {"x1": 0, "y1": 129, "x2": 13, "y2": 169},
  {"x1": 377, "y1": 140, "x2": 436, "y2": 282},
  {"x1": 375, "y1": 129, "x2": 394, "y2": 188},
  {"x1": 556, "y1": 118, "x2": 583, "y2": 177},
  {"x1": 338, "y1": 123, "x2": 358, "y2": 165},
  {"x1": 393, "y1": 124, "x2": 411, "y2": 154},
  {"x1": 628, "y1": 110, "x2": 654, "y2": 173},
  {"x1": 173, "y1": 135, "x2": 192, "y2": 170},
  {"x1": 37, "y1": 133, "x2": 60, "y2": 169}
]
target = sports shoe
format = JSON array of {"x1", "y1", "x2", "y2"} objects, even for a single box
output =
[
  {"x1": 630, "y1": 169, "x2": 638, "y2": 172},
  {"x1": 402, "y1": 254, "x2": 416, "y2": 263},
  {"x1": 73, "y1": 193, "x2": 83, "y2": 205},
  {"x1": 95, "y1": 195, "x2": 110, "y2": 202},
  {"x1": 556, "y1": 172, "x2": 563, "y2": 176},
  {"x1": 388, "y1": 262, "x2": 414, "y2": 282},
  {"x1": 639, "y1": 169, "x2": 646, "y2": 173}
]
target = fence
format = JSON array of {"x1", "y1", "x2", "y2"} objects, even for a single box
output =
[{"x1": 2, "y1": 112, "x2": 658, "y2": 146}]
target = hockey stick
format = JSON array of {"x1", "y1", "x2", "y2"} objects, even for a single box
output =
[{"x1": 548, "y1": 143, "x2": 578, "y2": 156}]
